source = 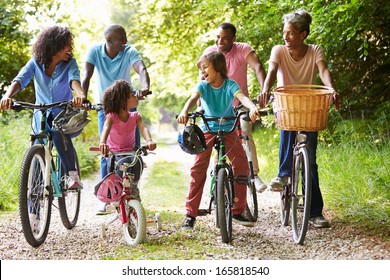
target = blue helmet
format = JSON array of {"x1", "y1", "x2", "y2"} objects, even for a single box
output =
[{"x1": 178, "y1": 124, "x2": 207, "y2": 155}]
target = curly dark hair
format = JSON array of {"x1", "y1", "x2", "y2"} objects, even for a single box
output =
[
  {"x1": 32, "y1": 26, "x2": 74, "y2": 67},
  {"x1": 103, "y1": 80, "x2": 132, "y2": 114}
]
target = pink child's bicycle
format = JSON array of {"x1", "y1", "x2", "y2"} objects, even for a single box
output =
[{"x1": 90, "y1": 146, "x2": 161, "y2": 245}]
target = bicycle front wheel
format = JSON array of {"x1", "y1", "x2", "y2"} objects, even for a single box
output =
[
  {"x1": 291, "y1": 147, "x2": 312, "y2": 245},
  {"x1": 216, "y1": 168, "x2": 232, "y2": 243},
  {"x1": 19, "y1": 145, "x2": 52, "y2": 247},
  {"x1": 58, "y1": 152, "x2": 81, "y2": 229},
  {"x1": 123, "y1": 199, "x2": 146, "y2": 245}
]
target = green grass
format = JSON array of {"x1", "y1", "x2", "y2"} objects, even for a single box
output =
[{"x1": 252, "y1": 126, "x2": 390, "y2": 234}]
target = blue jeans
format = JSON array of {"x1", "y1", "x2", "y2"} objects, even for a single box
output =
[
  {"x1": 98, "y1": 108, "x2": 140, "y2": 179},
  {"x1": 43, "y1": 115, "x2": 77, "y2": 175},
  {"x1": 278, "y1": 130, "x2": 324, "y2": 217}
]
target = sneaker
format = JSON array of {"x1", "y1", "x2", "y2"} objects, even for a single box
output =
[
  {"x1": 130, "y1": 185, "x2": 141, "y2": 201},
  {"x1": 67, "y1": 171, "x2": 83, "y2": 190},
  {"x1": 309, "y1": 215, "x2": 330, "y2": 228},
  {"x1": 181, "y1": 214, "x2": 196, "y2": 230},
  {"x1": 96, "y1": 202, "x2": 109, "y2": 215},
  {"x1": 254, "y1": 176, "x2": 267, "y2": 193},
  {"x1": 29, "y1": 213, "x2": 40, "y2": 234},
  {"x1": 232, "y1": 214, "x2": 256, "y2": 227},
  {"x1": 269, "y1": 176, "x2": 288, "y2": 192}
]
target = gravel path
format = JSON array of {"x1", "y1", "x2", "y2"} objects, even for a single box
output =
[{"x1": 0, "y1": 132, "x2": 389, "y2": 260}]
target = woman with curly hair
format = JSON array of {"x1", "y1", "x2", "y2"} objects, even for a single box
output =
[{"x1": 0, "y1": 26, "x2": 86, "y2": 189}]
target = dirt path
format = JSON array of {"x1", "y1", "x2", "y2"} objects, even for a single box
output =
[{"x1": 0, "y1": 131, "x2": 389, "y2": 260}]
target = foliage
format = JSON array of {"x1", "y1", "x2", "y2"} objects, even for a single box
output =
[
  {"x1": 0, "y1": 0, "x2": 33, "y2": 99},
  {"x1": 0, "y1": 111, "x2": 99, "y2": 211}
]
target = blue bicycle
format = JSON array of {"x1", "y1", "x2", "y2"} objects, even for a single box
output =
[{"x1": 11, "y1": 100, "x2": 86, "y2": 247}]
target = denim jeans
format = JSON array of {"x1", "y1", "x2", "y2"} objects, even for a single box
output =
[
  {"x1": 98, "y1": 108, "x2": 140, "y2": 179},
  {"x1": 43, "y1": 115, "x2": 76, "y2": 175},
  {"x1": 278, "y1": 130, "x2": 324, "y2": 217}
]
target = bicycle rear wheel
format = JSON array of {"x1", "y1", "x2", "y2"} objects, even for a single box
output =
[
  {"x1": 216, "y1": 168, "x2": 232, "y2": 243},
  {"x1": 58, "y1": 152, "x2": 81, "y2": 229},
  {"x1": 19, "y1": 145, "x2": 52, "y2": 247},
  {"x1": 244, "y1": 180, "x2": 258, "y2": 222},
  {"x1": 123, "y1": 199, "x2": 146, "y2": 245},
  {"x1": 291, "y1": 147, "x2": 312, "y2": 245}
]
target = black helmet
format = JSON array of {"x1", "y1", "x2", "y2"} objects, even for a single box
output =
[
  {"x1": 178, "y1": 124, "x2": 207, "y2": 155},
  {"x1": 53, "y1": 105, "x2": 90, "y2": 136}
]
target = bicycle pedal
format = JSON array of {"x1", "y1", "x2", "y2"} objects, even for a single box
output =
[{"x1": 197, "y1": 209, "x2": 209, "y2": 216}]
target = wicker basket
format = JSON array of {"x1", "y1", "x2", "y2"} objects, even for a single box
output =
[{"x1": 273, "y1": 84, "x2": 334, "y2": 132}]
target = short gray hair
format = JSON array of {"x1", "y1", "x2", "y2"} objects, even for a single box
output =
[{"x1": 284, "y1": 9, "x2": 312, "y2": 37}]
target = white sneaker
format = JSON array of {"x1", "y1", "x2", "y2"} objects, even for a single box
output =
[
  {"x1": 269, "y1": 176, "x2": 288, "y2": 192},
  {"x1": 254, "y1": 176, "x2": 267, "y2": 193},
  {"x1": 67, "y1": 171, "x2": 83, "y2": 190},
  {"x1": 29, "y1": 213, "x2": 40, "y2": 234}
]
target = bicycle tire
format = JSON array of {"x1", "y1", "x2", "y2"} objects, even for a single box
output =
[
  {"x1": 244, "y1": 180, "x2": 258, "y2": 222},
  {"x1": 280, "y1": 184, "x2": 291, "y2": 226},
  {"x1": 58, "y1": 152, "x2": 81, "y2": 229},
  {"x1": 19, "y1": 145, "x2": 52, "y2": 247},
  {"x1": 216, "y1": 168, "x2": 232, "y2": 243},
  {"x1": 291, "y1": 147, "x2": 312, "y2": 245},
  {"x1": 122, "y1": 199, "x2": 146, "y2": 245}
]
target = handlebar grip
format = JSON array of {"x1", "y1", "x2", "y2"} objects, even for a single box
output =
[{"x1": 89, "y1": 146, "x2": 100, "y2": 151}]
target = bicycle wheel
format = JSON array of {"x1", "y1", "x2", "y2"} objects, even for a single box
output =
[
  {"x1": 58, "y1": 152, "x2": 81, "y2": 229},
  {"x1": 280, "y1": 184, "x2": 291, "y2": 226},
  {"x1": 291, "y1": 147, "x2": 312, "y2": 245},
  {"x1": 216, "y1": 168, "x2": 232, "y2": 243},
  {"x1": 244, "y1": 180, "x2": 258, "y2": 222},
  {"x1": 123, "y1": 199, "x2": 146, "y2": 245},
  {"x1": 19, "y1": 145, "x2": 52, "y2": 247}
]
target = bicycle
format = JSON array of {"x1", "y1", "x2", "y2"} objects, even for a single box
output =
[
  {"x1": 233, "y1": 99, "x2": 273, "y2": 222},
  {"x1": 273, "y1": 84, "x2": 334, "y2": 245},
  {"x1": 186, "y1": 109, "x2": 249, "y2": 243},
  {"x1": 89, "y1": 145, "x2": 161, "y2": 245},
  {"x1": 10, "y1": 100, "x2": 85, "y2": 247}
]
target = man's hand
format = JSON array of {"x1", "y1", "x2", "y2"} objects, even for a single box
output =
[
  {"x1": 135, "y1": 89, "x2": 151, "y2": 100},
  {"x1": 257, "y1": 92, "x2": 270, "y2": 109}
]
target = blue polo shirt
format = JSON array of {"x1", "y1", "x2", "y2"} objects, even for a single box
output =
[
  {"x1": 196, "y1": 79, "x2": 241, "y2": 132},
  {"x1": 85, "y1": 43, "x2": 142, "y2": 101},
  {"x1": 13, "y1": 57, "x2": 80, "y2": 131}
]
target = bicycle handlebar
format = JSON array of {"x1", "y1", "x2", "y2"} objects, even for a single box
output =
[
  {"x1": 233, "y1": 97, "x2": 274, "y2": 117},
  {"x1": 11, "y1": 100, "x2": 71, "y2": 112},
  {"x1": 183, "y1": 110, "x2": 246, "y2": 135},
  {"x1": 89, "y1": 145, "x2": 150, "y2": 157}
]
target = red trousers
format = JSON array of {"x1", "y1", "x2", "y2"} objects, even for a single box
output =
[{"x1": 186, "y1": 132, "x2": 249, "y2": 217}]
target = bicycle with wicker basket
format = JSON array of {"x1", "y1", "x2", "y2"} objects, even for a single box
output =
[{"x1": 273, "y1": 84, "x2": 334, "y2": 245}]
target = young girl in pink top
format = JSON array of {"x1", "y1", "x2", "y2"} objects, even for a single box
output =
[{"x1": 99, "y1": 80, "x2": 156, "y2": 199}]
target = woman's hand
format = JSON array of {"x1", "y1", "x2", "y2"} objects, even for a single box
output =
[
  {"x1": 0, "y1": 97, "x2": 12, "y2": 110},
  {"x1": 332, "y1": 90, "x2": 342, "y2": 111},
  {"x1": 99, "y1": 143, "x2": 110, "y2": 157}
]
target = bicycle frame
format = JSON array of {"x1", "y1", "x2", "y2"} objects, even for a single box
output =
[{"x1": 28, "y1": 105, "x2": 66, "y2": 198}]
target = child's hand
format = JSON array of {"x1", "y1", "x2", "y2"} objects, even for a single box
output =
[
  {"x1": 99, "y1": 143, "x2": 110, "y2": 157},
  {"x1": 249, "y1": 106, "x2": 260, "y2": 123},
  {"x1": 176, "y1": 111, "x2": 188, "y2": 125},
  {"x1": 146, "y1": 140, "x2": 157, "y2": 151}
]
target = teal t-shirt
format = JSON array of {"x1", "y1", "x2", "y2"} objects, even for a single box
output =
[
  {"x1": 85, "y1": 44, "x2": 142, "y2": 101},
  {"x1": 196, "y1": 79, "x2": 241, "y2": 132}
]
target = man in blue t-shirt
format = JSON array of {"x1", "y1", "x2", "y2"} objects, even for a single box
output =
[{"x1": 82, "y1": 24, "x2": 150, "y2": 214}]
